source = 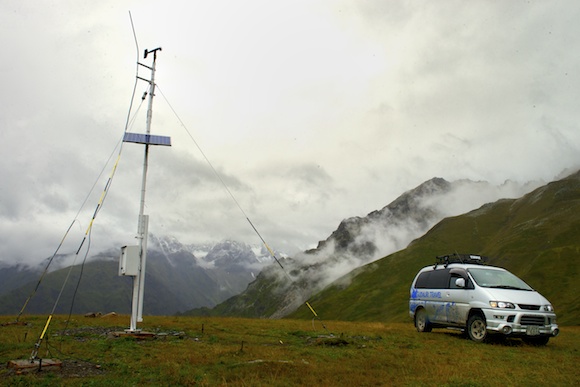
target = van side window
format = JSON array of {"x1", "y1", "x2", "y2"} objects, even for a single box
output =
[
  {"x1": 415, "y1": 269, "x2": 450, "y2": 289},
  {"x1": 449, "y1": 275, "x2": 462, "y2": 289},
  {"x1": 415, "y1": 272, "x2": 430, "y2": 288},
  {"x1": 448, "y1": 274, "x2": 474, "y2": 289},
  {"x1": 448, "y1": 267, "x2": 473, "y2": 289}
]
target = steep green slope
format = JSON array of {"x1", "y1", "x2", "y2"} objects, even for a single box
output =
[{"x1": 289, "y1": 171, "x2": 580, "y2": 325}]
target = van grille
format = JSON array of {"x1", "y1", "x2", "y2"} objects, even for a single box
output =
[
  {"x1": 518, "y1": 304, "x2": 540, "y2": 310},
  {"x1": 520, "y1": 315, "x2": 545, "y2": 326}
]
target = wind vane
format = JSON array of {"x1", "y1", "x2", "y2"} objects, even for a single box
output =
[{"x1": 119, "y1": 47, "x2": 171, "y2": 333}]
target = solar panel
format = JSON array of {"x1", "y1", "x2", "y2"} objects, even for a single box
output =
[{"x1": 123, "y1": 132, "x2": 171, "y2": 146}]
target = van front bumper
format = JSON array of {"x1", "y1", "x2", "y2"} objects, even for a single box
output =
[{"x1": 482, "y1": 309, "x2": 559, "y2": 337}]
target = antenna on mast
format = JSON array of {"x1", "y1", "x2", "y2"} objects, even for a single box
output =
[{"x1": 119, "y1": 46, "x2": 171, "y2": 334}]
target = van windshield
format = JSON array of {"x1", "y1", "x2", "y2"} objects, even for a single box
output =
[{"x1": 468, "y1": 268, "x2": 533, "y2": 291}]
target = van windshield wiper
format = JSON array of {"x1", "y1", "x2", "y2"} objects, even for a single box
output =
[{"x1": 488, "y1": 285, "x2": 532, "y2": 291}]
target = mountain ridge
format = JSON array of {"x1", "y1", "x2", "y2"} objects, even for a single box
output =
[
  {"x1": 288, "y1": 170, "x2": 580, "y2": 325},
  {"x1": 183, "y1": 176, "x2": 540, "y2": 318}
]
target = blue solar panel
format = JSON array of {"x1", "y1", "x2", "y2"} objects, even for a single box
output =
[{"x1": 123, "y1": 132, "x2": 171, "y2": 146}]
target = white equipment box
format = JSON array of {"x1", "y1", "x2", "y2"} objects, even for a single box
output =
[{"x1": 119, "y1": 245, "x2": 140, "y2": 276}]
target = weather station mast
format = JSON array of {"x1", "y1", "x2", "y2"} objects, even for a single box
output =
[{"x1": 119, "y1": 47, "x2": 171, "y2": 334}]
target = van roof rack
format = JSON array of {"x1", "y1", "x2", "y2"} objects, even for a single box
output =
[{"x1": 435, "y1": 253, "x2": 488, "y2": 268}]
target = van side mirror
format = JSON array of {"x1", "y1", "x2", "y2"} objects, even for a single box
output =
[{"x1": 455, "y1": 278, "x2": 466, "y2": 288}]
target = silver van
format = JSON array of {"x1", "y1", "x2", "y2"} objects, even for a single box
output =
[{"x1": 409, "y1": 254, "x2": 559, "y2": 345}]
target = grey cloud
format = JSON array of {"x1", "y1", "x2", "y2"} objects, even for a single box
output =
[{"x1": 1, "y1": 0, "x2": 579, "y2": 267}]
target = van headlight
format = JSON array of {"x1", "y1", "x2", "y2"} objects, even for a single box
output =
[
  {"x1": 543, "y1": 304, "x2": 554, "y2": 312},
  {"x1": 490, "y1": 301, "x2": 515, "y2": 309}
]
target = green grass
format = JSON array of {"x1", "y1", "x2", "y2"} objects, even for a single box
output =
[{"x1": 1, "y1": 315, "x2": 578, "y2": 386}]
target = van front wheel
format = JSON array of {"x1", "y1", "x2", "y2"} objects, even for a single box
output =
[
  {"x1": 415, "y1": 308, "x2": 432, "y2": 332},
  {"x1": 522, "y1": 336, "x2": 549, "y2": 346},
  {"x1": 467, "y1": 314, "x2": 487, "y2": 342}
]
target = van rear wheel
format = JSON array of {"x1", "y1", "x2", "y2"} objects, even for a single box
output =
[
  {"x1": 415, "y1": 308, "x2": 432, "y2": 332},
  {"x1": 467, "y1": 314, "x2": 487, "y2": 342}
]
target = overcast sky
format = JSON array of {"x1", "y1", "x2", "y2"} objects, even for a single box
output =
[{"x1": 1, "y1": 0, "x2": 579, "y2": 266}]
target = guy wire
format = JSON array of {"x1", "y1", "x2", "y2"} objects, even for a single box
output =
[
  {"x1": 15, "y1": 135, "x2": 126, "y2": 322},
  {"x1": 30, "y1": 137, "x2": 125, "y2": 361},
  {"x1": 156, "y1": 85, "x2": 288, "y2": 273},
  {"x1": 29, "y1": 13, "x2": 146, "y2": 357},
  {"x1": 16, "y1": 90, "x2": 146, "y2": 323},
  {"x1": 156, "y1": 86, "x2": 329, "y2": 332}
]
